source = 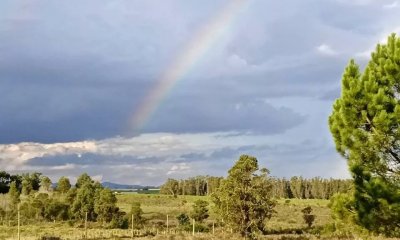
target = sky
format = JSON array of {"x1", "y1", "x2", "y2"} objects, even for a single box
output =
[{"x1": 1, "y1": 0, "x2": 399, "y2": 185}]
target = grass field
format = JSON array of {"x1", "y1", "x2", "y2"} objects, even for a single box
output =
[{"x1": 0, "y1": 194, "x2": 393, "y2": 240}]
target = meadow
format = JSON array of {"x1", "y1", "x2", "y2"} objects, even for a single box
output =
[{"x1": 1, "y1": 193, "x2": 394, "y2": 240}]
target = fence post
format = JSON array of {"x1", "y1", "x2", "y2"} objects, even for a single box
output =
[
  {"x1": 131, "y1": 214, "x2": 134, "y2": 238},
  {"x1": 192, "y1": 219, "x2": 195, "y2": 236},
  {"x1": 85, "y1": 212, "x2": 88, "y2": 239},
  {"x1": 17, "y1": 203, "x2": 20, "y2": 240},
  {"x1": 166, "y1": 214, "x2": 169, "y2": 234}
]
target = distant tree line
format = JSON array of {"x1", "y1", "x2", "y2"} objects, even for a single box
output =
[{"x1": 160, "y1": 175, "x2": 352, "y2": 199}]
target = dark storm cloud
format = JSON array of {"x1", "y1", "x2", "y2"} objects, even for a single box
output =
[
  {"x1": 0, "y1": 0, "x2": 399, "y2": 183},
  {"x1": 144, "y1": 97, "x2": 306, "y2": 134}
]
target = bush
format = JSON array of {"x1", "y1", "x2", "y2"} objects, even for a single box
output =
[
  {"x1": 176, "y1": 213, "x2": 190, "y2": 226},
  {"x1": 301, "y1": 206, "x2": 315, "y2": 228}
]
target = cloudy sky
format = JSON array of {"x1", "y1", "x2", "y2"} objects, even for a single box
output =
[{"x1": 1, "y1": 0, "x2": 399, "y2": 185}]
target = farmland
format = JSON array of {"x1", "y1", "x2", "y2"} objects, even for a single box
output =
[{"x1": 0, "y1": 193, "x2": 392, "y2": 240}]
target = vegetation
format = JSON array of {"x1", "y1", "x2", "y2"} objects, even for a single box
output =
[
  {"x1": 329, "y1": 33, "x2": 400, "y2": 236},
  {"x1": 301, "y1": 206, "x2": 315, "y2": 228},
  {"x1": 160, "y1": 175, "x2": 352, "y2": 199},
  {"x1": 129, "y1": 202, "x2": 145, "y2": 228},
  {"x1": 212, "y1": 155, "x2": 276, "y2": 239},
  {"x1": 190, "y1": 199, "x2": 209, "y2": 222}
]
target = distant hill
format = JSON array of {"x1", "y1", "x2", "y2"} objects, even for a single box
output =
[{"x1": 101, "y1": 181, "x2": 158, "y2": 190}]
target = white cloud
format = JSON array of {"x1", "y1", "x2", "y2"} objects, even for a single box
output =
[
  {"x1": 316, "y1": 44, "x2": 338, "y2": 56},
  {"x1": 0, "y1": 132, "x2": 246, "y2": 168},
  {"x1": 383, "y1": 1, "x2": 399, "y2": 9},
  {"x1": 167, "y1": 163, "x2": 191, "y2": 175},
  {"x1": 0, "y1": 141, "x2": 97, "y2": 166}
]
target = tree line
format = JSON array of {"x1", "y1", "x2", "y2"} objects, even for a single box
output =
[
  {"x1": 0, "y1": 172, "x2": 141, "y2": 229},
  {"x1": 159, "y1": 175, "x2": 352, "y2": 199}
]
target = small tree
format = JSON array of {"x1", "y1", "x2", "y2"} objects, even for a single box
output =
[
  {"x1": 71, "y1": 183, "x2": 96, "y2": 220},
  {"x1": 130, "y1": 202, "x2": 144, "y2": 228},
  {"x1": 8, "y1": 181, "x2": 20, "y2": 206},
  {"x1": 57, "y1": 177, "x2": 71, "y2": 194},
  {"x1": 94, "y1": 188, "x2": 118, "y2": 223},
  {"x1": 191, "y1": 199, "x2": 209, "y2": 222},
  {"x1": 301, "y1": 206, "x2": 315, "y2": 228},
  {"x1": 212, "y1": 155, "x2": 276, "y2": 239}
]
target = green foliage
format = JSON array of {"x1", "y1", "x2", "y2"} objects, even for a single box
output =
[
  {"x1": 176, "y1": 213, "x2": 190, "y2": 226},
  {"x1": 75, "y1": 173, "x2": 93, "y2": 188},
  {"x1": 212, "y1": 155, "x2": 276, "y2": 239},
  {"x1": 329, "y1": 193, "x2": 355, "y2": 223},
  {"x1": 44, "y1": 199, "x2": 70, "y2": 221},
  {"x1": 71, "y1": 182, "x2": 96, "y2": 220},
  {"x1": 159, "y1": 178, "x2": 179, "y2": 196},
  {"x1": 21, "y1": 178, "x2": 33, "y2": 195},
  {"x1": 161, "y1": 175, "x2": 351, "y2": 199},
  {"x1": 8, "y1": 181, "x2": 20, "y2": 207},
  {"x1": 329, "y1": 33, "x2": 400, "y2": 236},
  {"x1": 0, "y1": 171, "x2": 12, "y2": 194},
  {"x1": 129, "y1": 202, "x2": 145, "y2": 228},
  {"x1": 94, "y1": 188, "x2": 118, "y2": 223},
  {"x1": 40, "y1": 176, "x2": 52, "y2": 192},
  {"x1": 190, "y1": 199, "x2": 209, "y2": 222},
  {"x1": 56, "y1": 176, "x2": 71, "y2": 194},
  {"x1": 301, "y1": 206, "x2": 315, "y2": 228},
  {"x1": 21, "y1": 172, "x2": 42, "y2": 195},
  {"x1": 109, "y1": 211, "x2": 129, "y2": 229}
]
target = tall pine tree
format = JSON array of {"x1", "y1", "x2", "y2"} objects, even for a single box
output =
[{"x1": 329, "y1": 34, "x2": 400, "y2": 236}]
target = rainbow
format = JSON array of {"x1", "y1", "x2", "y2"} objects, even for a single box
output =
[{"x1": 130, "y1": 0, "x2": 248, "y2": 132}]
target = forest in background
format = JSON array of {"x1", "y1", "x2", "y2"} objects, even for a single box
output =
[{"x1": 159, "y1": 176, "x2": 352, "y2": 199}]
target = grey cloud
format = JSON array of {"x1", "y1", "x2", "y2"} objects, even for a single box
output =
[
  {"x1": 27, "y1": 153, "x2": 164, "y2": 167},
  {"x1": 1, "y1": 0, "x2": 397, "y2": 183}
]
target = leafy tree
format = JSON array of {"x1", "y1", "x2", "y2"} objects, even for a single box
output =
[
  {"x1": 329, "y1": 33, "x2": 400, "y2": 236},
  {"x1": 57, "y1": 176, "x2": 71, "y2": 194},
  {"x1": 66, "y1": 187, "x2": 77, "y2": 205},
  {"x1": 129, "y1": 202, "x2": 144, "y2": 228},
  {"x1": 0, "y1": 171, "x2": 11, "y2": 194},
  {"x1": 190, "y1": 199, "x2": 209, "y2": 222},
  {"x1": 20, "y1": 173, "x2": 42, "y2": 194},
  {"x1": 21, "y1": 178, "x2": 33, "y2": 195},
  {"x1": 212, "y1": 155, "x2": 276, "y2": 239},
  {"x1": 8, "y1": 181, "x2": 20, "y2": 206},
  {"x1": 301, "y1": 206, "x2": 315, "y2": 228},
  {"x1": 40, "y1": 176, "x2": 52, "y2": 192},
  {"x1": 29, "y1": 172, "x2": 42, "y2": 191},
  {"x1": 71, "y1": 183, "x2": 96, "y2": 220},
  {"x1": 76, "y1": 173, "x2": 93, "y2": 188},
  {"x1": 160, "y1": 178, "x2": 179, "y2": 196},
  {"x1": 94, "y1": 188, "x2": 118, "y2": 223}
]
